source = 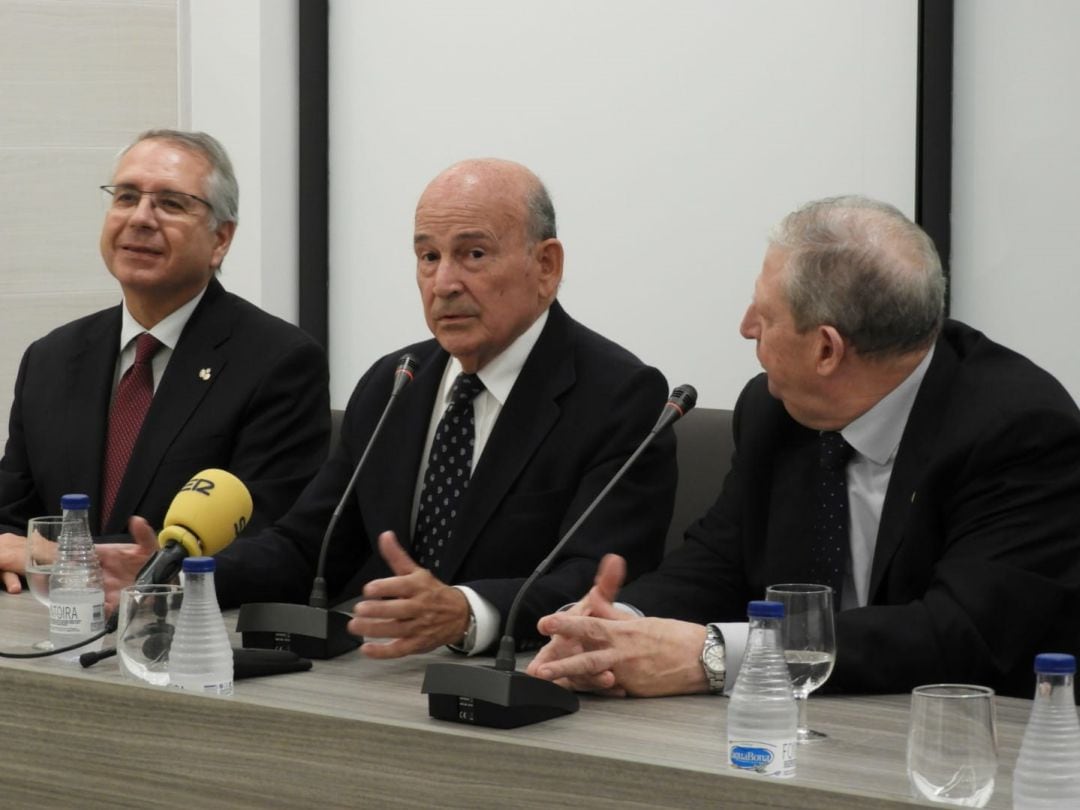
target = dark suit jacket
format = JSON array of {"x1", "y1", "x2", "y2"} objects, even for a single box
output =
[
  {"x1": 214, "y1": 301, "x2": 677, "y2": 646},
  {"x1": 621, "y1": 320, "x2": 1080, "y2": 697},
  {"x1": 0, "y1": 278, "x2": 331, "y2": 537}
]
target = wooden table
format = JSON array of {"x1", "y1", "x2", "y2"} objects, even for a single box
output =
[{"x1": 0, "y1": 592, "x2": 1031, "y2": 808}]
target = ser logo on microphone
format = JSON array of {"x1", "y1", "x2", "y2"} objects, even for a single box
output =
[
  {"x1": 180, "y1": 477, "x2": 215, "y2": 496},
  {"x1": 234, "y1": 516, "x2": 247, "y2": 535}
]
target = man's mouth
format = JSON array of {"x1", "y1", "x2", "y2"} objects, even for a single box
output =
[{"x1": 120, "y1": 244, "x2": 164, "y2": 256}]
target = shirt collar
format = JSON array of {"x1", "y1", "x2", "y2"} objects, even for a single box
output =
[
  {"x1": 442, "y1": 307, "x2": 550, "y2": 407},
  {"x1": 840, "y1": 345, "x2": 935, "y2": 466},
  {"x1": 119, "y1": 285, "x2": 208, "y2": 353}
]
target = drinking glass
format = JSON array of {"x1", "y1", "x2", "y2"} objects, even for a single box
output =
[
  {"x1": 118, "y1": 583, "x2": 183, "y2": 686},
  {"x1": 765, "y1": 583, "x2": 836, "y2": 742},
  {"x1": 907, "y1": 684, "x2": 997, "y2": 806},
  {"x1": 24, "y1": 516, "x2": 72, "y2": 650}
]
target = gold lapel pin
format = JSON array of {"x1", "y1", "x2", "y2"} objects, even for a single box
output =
[{"x1": 199, "y1": 368, "x2": 212, "y2": 381}]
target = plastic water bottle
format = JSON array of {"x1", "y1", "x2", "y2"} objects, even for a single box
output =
[
  {"x1": 48, "y1": 493, "x2": 105, "y2": 657},
  {"x1": 167, "y1": 557, "x2": 233, "y2": 696},
  {"x1": 1012, "y1": 653, "x2": 1080, "y2": 809},
  {"x1": 727, "y1": 600, "x2": 797, "y2": 778}
]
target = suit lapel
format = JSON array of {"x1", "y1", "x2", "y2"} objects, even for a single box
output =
[
  {"x1": 104, "y1": 280, "x2": 229, "y2": 533},
  {"x1": 66, "y1": 309, "x2": 122, "y2": 532},
  {"x1": 867, "y1": 338, "x2": 958, "y2": 600},
  {"x1": 437, "y1": 304, "x2": 572, "y2": 582}
]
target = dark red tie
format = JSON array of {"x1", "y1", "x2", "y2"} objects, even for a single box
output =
[{"x1": 101, "y1": 332, "x2": 162, "y2": 528}]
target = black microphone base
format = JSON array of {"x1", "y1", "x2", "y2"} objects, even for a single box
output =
[
  {"x1": 236, "y1": 602, "x2": 359, "y2": 660},
  {"x1": 421, "y1": 662, "x2": 579, "y2": 729}
]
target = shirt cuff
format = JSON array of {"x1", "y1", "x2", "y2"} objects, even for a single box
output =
[{"x1": 449, "y1": 585, "x2": 500, "y2": 655}]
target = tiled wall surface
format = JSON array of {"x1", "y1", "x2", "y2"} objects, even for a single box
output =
[{"x1": 0, "y1": 0, "x2": 177, "y2": 445}]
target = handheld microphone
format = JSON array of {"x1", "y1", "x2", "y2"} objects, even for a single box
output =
[
  {"x1": 79, "y1": 469, "x2": 252, "y2": 667},
  {"x1": 237, "y1": 354, "x2": 420, "y2": 659},
  {"x1": 421, "y1": 384, "x2": 697, "y2": 728}
]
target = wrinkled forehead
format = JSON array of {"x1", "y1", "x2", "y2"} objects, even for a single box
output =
[{"x1": 415, "y1": 171, "x2": 527, "y2": 238}]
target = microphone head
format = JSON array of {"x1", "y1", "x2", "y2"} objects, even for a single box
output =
[
  {"x1": 668, "y1": 384, "x2": 698, "y2": 416},
  {"x1": 157, "y1": 469, "x2": 253, "y2": 558},
  {"x1": 392, "y1": 353, "x2": 420, "y2": 395}
]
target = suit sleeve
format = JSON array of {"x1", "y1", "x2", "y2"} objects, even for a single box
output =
[
  {"x1": 618, "y1": 381, "x2": 755, "y2": 622},
  {"x1": 461, "y1": 364, "x2": 677, "y2": 646},
  {"x1": 830, "y1": 403, "x2": 1080, "y2": 695},
  {"x1": 213, "y1": 360, "x2": 375, "y2": 608},
  {"x1": 0, "y1": 343, "x2": 47, "y2": 534}
]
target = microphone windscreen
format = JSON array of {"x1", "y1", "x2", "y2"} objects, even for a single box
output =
[{"x1": 157, "y1": 469, "x2": 253, "y2": 557}]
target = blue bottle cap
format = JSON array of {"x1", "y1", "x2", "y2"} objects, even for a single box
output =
[
  {"x1": 747, "y1": 599, "x2": 784, "y2": 619},
  {"x1": 1034, "y1": 653, "x2": 1076, "y2": 675},
  {"x1": 182, "y1": 556, "x2": 216, "y2": 574},
  {"x1": 60, "y1": 493, "x2": 90, "y2": 510}
]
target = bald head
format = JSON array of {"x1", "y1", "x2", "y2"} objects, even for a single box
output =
[
  {"x1": 419, "y1": 159, "x2": 556, "y2": 245},
  {"x1": 413, "y1": 158, "x2": 564, "y2": 373}
]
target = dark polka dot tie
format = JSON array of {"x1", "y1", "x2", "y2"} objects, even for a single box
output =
[
  {"x1": 808, "y1": 430, "x2": 854, "y2": 605},
  {"x1": 413, "y1": 373, "x2": 485, "y2": 572}
]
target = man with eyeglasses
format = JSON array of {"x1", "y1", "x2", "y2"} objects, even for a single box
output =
[{"x1": 0, "y1": 129, "x2": 330, "y2": 596}]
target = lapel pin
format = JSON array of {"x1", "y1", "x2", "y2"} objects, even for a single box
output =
[
  {"x1": 199, "y1": 368, "x2": 212, "y2": 381},
  {"x1": 911, "y1": 490, "x2": 917, "y2": 503}
]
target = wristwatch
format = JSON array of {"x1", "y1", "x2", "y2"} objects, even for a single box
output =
[{"x1": 700, "y1": 623, "x2": 726, "y2": 694}]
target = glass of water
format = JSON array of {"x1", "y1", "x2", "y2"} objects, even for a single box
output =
[
  {"x1": 907, "y1": 684, "x2": 998, "y2": 806},
  {"x1": 765, "y1": 583, "x2": 836, "y2": 742},
  {"x1": 118, "y1": 583, "x2": 183, "y2": 686},
  {"x1": 24, "y1": 516, "x2": 72, "y2": 650}
]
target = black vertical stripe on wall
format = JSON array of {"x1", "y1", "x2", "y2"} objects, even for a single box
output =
[
  {"x1": 916, "y1": 0, "x2": 954, "y2": 306},
  {"x1": 298, "y1": 0, "x2": 329, "y2": 349}
]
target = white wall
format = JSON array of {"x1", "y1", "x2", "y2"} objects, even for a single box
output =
[
  {"x1": 952, "y1": 0, "x2": 1080, "y2": 401},
  {"x1": 180, "y1": 0, "x2": 299, "y2": 322},
  {"x1": 326, "y1": 0, "x2": 919, "y2": 409}
]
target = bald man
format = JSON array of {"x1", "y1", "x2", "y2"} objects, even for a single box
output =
[{"x1": 114, "y1": 159, "x2": 677, "y2": 659}]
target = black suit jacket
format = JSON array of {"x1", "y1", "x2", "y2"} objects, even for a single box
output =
[
  {"x1": 215, "y1": 301, "x2": 677, "y2": 645},
  {"x1": 0, "y1": 278, "x2": 330, "y2": 537},
  {"x1": 622, "y1": 320, "x2": 1080, "y2": 697}
]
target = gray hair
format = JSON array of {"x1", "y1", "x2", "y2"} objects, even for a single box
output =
[
  {"x1": 770, "y1": 195, "x2": 946, "y2": 357},
  {"x1": 120, "y1": 129, "x2": 239, "y2": 229},
  {"x1": 525, "y1": 179, "x2": 557, "y2": 243}
]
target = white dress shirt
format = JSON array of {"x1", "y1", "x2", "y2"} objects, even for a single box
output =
[
  {"x1": 112, "y1": 286, "x2": 207, "y2": 397},
  {"x1": 410, "y1": 308, "x2": 550, "y2": 654}
]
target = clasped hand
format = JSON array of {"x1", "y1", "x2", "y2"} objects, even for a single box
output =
[
  {"x1": 347, "y1": 531, "x2": 470, "y2": 659},
  {"x1": 526, "y1": 553, "x2": 709, "y2": 698}
]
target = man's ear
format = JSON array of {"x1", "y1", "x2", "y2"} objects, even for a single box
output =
[
  {"x1": 535, "y1": 238, "x2": 564, "y2": 301},
  {"x1": 816, "y1": 324, "x2": 846, "y2": 375}
]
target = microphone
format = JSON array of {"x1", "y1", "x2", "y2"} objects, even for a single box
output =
[
  {"x1": 136, "y1": 468, "x2": 254, "y2": 588},
  {"x1": 79, "y1": 468, "x2": 252, "y2": 667},
  {"x1": 237, "y1": 353, "x2": 420, "y2": 659},
  {"x1": 421, "y1": 384, "x2": 698, "y2": 728}
]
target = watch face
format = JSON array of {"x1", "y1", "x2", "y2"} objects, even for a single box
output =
[{"x1": 703, "y1": 645, "x2": 725, "y2": 672}]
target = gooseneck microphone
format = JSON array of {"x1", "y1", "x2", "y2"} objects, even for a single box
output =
[
  {"x1": 237, "y1": 354, "x2": 420, "y2": 659},
  {"x1": 421, "y1": 384, "x2": 698, "y2": 729}
]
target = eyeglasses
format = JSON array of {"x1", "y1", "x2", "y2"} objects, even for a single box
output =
[{"x1": 100, "y1": 185, "x2": 213, "y2": 218}]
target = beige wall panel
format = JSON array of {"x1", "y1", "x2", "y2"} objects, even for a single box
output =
[
  {"x1": 0, "y1": 0, "x2": 177, "y2": 146},
  {"x1": 0, "y1": 0, "x2": 178, "y2": 448},
  {"x1": 0, "y1": 150, "x2": 119, "y2": 294}
]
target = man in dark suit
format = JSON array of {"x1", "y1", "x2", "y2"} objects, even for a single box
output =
[
  {"x1": 181, "y1": 158, "x2": 676, "y2": 658},
  {"x1": 528, "y1": 195, "x2": 1080, "y2": 699},
  {"x1": 0, "y1": 129, "x2": 329, "y2": 597}
]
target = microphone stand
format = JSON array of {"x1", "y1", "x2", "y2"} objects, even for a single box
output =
[
  {"x1": 421, "y1": 385, "x2": 697, "y2": 728},
  {"x1": 237, "y1": 355, "x2": 419, "y2": 659}
]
